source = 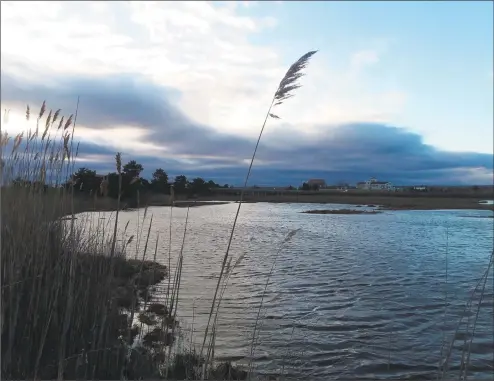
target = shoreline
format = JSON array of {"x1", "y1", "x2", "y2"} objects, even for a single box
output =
[
  {"x1": 68, "y1": 195, "x2": 494, "y2": 215},
  {"x1": 197, "y1": 194, "x2": 494, "y2": 211}
]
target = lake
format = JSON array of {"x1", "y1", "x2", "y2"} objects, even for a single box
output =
[{"x1": 80, "y1": 202, "x2": 493, "y2": 380}]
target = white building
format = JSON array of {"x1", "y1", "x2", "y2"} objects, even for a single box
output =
[{"x1": 356, "y1": 177, "x2": 394, "y2": 191}]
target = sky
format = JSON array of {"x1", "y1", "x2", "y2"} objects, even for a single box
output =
[{"x1": 1, "y1": 1, "x2": 493, "y2": 186}]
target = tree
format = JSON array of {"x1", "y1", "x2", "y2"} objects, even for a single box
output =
[
  {"x1": 151, "y1": 168, "x2": 169, "y2": 194},
  {"x1": 72, "y1": 167, "x2": 99, "y2": 194},
  {"x1": 188, "y1": 177, "x2": 209, "y2": 196},
  {"x1": 119, "y1": 160, "x2": 144, "y2": 202},
  {"x1": 173, "y1": 175, "x2": 188, "y2": 194},
  {"x1": 302, "y1": 182, "x2": 310, "y2": 191},
  {"x1": 207, "y1": 180, "x2": 219, "y2": 189},
  {"x1": 106, "y1": 172, "x2": 121, "y2": 199},
  {"x1": 123, "y1": 160, "x2": 144, "y2": 179}
]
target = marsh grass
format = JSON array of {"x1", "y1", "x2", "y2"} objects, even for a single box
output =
[
  {"x1": 0, "y1": 104, "x2": 181, "y2": 379},
  {"x1": 1, "y1": 50, "x2": 318, "y2": 380}
]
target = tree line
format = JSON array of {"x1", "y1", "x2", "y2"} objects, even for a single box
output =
[{"x1": 70, "y1": 160, "x2": 231, "y2": 200}]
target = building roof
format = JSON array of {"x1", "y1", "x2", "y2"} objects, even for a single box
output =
[
  {"x1": 370, "y1": 181, "x2": 391, "y2": 185},
  {"x1": 307, "y1": 179, "x2": 326, "y2": 183}
]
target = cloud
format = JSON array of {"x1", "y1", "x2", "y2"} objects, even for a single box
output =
[
  {"x1": 1, "y1": 1, "x2": 491, "y2": 186},
  {"x1": 1, "y1": 70, "x2": 492, "y2": 186},
  {"x1": 0, "y1": 1, "x2": 410, "y2": 136}
]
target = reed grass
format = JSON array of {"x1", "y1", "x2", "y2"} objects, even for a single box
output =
[
  {"x1": 1, "y1": 109, "x2": 194, "y2": 378},
  {"x1": 199, "y1": 50, "x2": 318, "y2": 366}
]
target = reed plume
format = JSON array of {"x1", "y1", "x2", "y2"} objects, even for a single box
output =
[
  {"x1": 53, "y1": 109, "x2": 61, "y2": 125},
  {"x1": 200, "y1": 50, "x2": 317, "y2": 362},
  {"x1": 57, "y1": 116, "x2": 64, "y2": 130},
  {"x1": 38, "y1": 101, "x2": 46, "y2": 120}
]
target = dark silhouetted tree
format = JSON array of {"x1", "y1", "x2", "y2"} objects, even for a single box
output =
[
  {"x1": 151, "y1": 168, "x2": 169, "y2": 194},
  {"x1": 72, "y1": 167, "x2": 100, "y2": 194},
  {"x1": 188, "y1": 177, "x2": 211, "y2": 196},
  {"x1": 173, "y1": 175, "x2": 188, "y2": 194},
  {"x1": 123, "y1": 160, "x2": 143, "y2": 179}
]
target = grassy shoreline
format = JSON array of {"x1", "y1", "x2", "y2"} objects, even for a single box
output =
[
  {"x1": 194, "y1": 194, "x2": 494, "y2": 211},
  {"x1": 68, "y1": 193, "x2": 493, "y2": 216}
]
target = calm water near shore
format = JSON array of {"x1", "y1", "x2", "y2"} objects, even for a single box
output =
[{"x1": 79, "y1": 203, "x2": 493, "y2": 380}]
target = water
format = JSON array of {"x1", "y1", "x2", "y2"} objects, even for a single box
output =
[{"x1": 79, "y1": 203, "x2": 494, "y2": 380}]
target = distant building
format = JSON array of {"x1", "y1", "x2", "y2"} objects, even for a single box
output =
[
  {"x1": 413, "y1": 186, "x2": 428, "y2": 192},
  {"x1": 356, "y1": 182, "x2": 367, "y2": 189},
  {"x1": 307, "y1": 179, "x2": 327, "y2": 189},
  {"x1": 356, "y1": 177, "x2": 394, "y2": 191}
]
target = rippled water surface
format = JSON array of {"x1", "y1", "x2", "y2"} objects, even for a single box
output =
[{"x1": 81, "y1": 203, "x2": 494, "y2": 380}]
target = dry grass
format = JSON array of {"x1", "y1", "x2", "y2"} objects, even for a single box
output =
[{"x1": 0, "y1": 104, "x2": 181, "y2": 379}]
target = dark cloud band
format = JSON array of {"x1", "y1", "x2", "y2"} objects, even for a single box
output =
[{"x1": 1, "y1": 70, "x2": 492, "y2": 185}]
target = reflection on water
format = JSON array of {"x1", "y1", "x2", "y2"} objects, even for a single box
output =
[{"x1": 79, "y1": 203, "x2": 493, "y2": 380}]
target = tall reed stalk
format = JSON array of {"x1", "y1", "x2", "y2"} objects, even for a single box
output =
[{"x1": 199, "y1": 50, "x2": 318, "y2": 370}]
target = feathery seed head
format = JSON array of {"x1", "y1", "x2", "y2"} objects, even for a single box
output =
[
  {"x1": 64, "y1": 114, "x2": 73, "y2": 130},
  {"x1": 42, "y1": 111, "x2": 52, "y2": 140},
  {"x1": 233, "y1": 252, "x2": 246, "y2": 268},
  {"x1": 38, "y1": 101, "x2": 46, "y2": 120},
  {"x1": 45, "y1": 110, "x2": 52, "y2": 129},
  {"x1": 12, "y1": 133, "x2": 24, "y2": 153},
  {"x1": 115, "y1": 152, "x2": 122, "y2": 174},
  {"x1": 57, "y1": 116, "x2": 64, "y2": 130},
  {"x1": 283, "y1": 228, "x2": 301, "y2": 244},
  {"x1": 225, "y1": 257, "x2": 233, "y2": 276},
  {"x1": 53, "y1": 109, "x2": 61, "y2": 124},
  {"x1": 1, "y1": 132, "x2": 9, "y2": 147},
  {"x1": 26, "y1": 105, "x2": 30, "y2": 121},
  {"x1": 274, "y1": 50, "x2": 317, "y2": 105}
]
